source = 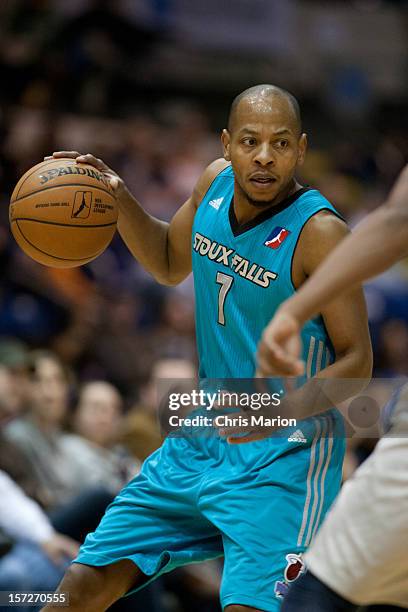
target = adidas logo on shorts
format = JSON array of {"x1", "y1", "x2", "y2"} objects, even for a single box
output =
[{"x1": 288, "y1": 429, "x2": 307, "y2": 444}]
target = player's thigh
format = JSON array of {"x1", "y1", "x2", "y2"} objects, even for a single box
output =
[
  {"x1": 215, "y1": 484, "x2": 308, "y2": 611},
  {"x1": 75, "y1": 442, "x2": 223, "y2": 595},
  {"x1": 208, "y1": 429, "x2": 343, "y2": 610},
  {"x1": 220, "y1": 531, "x2": 306, "y2": 611}
]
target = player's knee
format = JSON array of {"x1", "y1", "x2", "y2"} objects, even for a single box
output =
[
  {"x1": 48, "y1": 563, "x2": 120, "y2": 612},
  {"x1": 58, "y1": 564, "x2": 103, "y2": 610}
]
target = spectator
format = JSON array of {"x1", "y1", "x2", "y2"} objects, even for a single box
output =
[
  {"x1": 0, "y1": 364, "x2": 50, "y2": 506},
  {"x1": 4, "y1": 350, "x2": 80, "y2": 509},
  {"x1": 0, "y1": 469, "x2": 79, "y2": 612},
  {"x1": 62, "y1": 381, "x2": 139, "y2": 494},
  {"x1": 0, "y1": 338, "x2": 30, "y2": 420}
]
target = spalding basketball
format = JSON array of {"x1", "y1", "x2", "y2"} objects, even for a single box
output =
[{"x1": 9, "y1": 158, "x2": 118, "y2": 268}]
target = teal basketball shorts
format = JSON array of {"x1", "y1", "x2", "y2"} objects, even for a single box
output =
[{"x1": 74, "y1": 413, "x2": 344, "y2": 611}]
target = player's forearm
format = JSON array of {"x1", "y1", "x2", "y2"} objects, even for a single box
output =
[
  {"x1": 117, "y1": 192, "x2": 175, "y2": 285},
  {"x1": 282, "y1": 205, "x2": 408, "y2": 326},
  {"x1": 283, "y1": 349, "x2": 372, "y2": 421}
]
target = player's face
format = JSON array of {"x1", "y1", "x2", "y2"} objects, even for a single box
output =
[{"x1": 222, "y1": 99, "x2": 307, "y2": 207}]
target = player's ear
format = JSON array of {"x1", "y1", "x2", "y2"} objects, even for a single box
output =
[
  {"x1": 221, "y1": 129, "x2": 231, "y2": 161},
  {"x1": 297, "y1": 133, "x2": 307, "y2": 166}
]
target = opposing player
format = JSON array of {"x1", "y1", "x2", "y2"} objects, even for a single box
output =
[
  {"x1": 257, "y1": 165, "x2": 408, "y2": 610},
  {"x1": 42, "y1": 85, "x2": 372, "y2": 612}
]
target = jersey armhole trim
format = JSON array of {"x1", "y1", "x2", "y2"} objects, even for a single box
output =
[
  {"x1": 196, "y1": 163, "x2": 232, "y2": 209},
  {"x1": 290, "y1": 207, "x2": 346, "y2": 293}
]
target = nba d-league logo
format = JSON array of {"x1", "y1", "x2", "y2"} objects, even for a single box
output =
[{"x1": 72, "y1": 191, "x2": 92, "y2": 219}]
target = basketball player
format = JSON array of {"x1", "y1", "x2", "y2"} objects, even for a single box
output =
[
  {"x1": 42, "y1": 85, "x2": 372, "y2": 612},
  {"x1": 251, "y1": 165, "x2": 408, "y2": 611}
]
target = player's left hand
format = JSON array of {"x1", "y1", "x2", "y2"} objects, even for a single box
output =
[
  {"x1": 213, "y1": 385, "x2": 285, "y2": 444},
  {"x1": 256, "y1": 309, "x2": 304, "y2": 377},
  {"x1": 215, "y1": 308, "x2": 305, "y2": 444},
  {"x1": 217, "y1": 419, "x2": 276, "y2": 444}
]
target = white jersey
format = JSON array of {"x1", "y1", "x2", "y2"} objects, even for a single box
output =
[{"x1": 305, "y1": 385, "x2": 408, "y2": 607}]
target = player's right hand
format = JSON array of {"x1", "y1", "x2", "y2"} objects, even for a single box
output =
[
  {"x1": 256, "y1": 308, "x2": 305, "y2": 377},
  {"x1": 44, "y1": 151, "x2": 129, "y2": 200}
]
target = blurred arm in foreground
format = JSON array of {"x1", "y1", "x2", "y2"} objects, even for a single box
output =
[{"x1": 258, "y1": 164, "x2": 408, "y2": 377}]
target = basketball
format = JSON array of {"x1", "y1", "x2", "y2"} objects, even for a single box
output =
[{"x1": 9, "y1": 157, "x2": 118, "y2": 268}]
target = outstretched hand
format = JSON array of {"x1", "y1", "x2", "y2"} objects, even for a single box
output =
[{"x1": 44, "y1": 151, "x2": 128, "y2": 198}]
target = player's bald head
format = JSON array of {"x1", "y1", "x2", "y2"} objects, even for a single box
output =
[{"x1": 228, "y1": 84, "x2": 302, "y2": 136}]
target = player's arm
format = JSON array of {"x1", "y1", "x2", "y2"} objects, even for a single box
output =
[
  {"x1": 117, "y1": 158, "x2": 228, "y2": 285},
  {"x1": 46, "y1": 152, "x2": 228, "y2": 285},
  {"x1": 277, "y1": 164, "x2": 408, "y2": 327},
  {"x1": 300, "y1": 212, "x2": 372, "y2": 377},
  {"x1": 258, "y1": 213, "x2": 373, "y2": 416},
  {"x1": 256, "y1": 165, "x2": 408, "y2": 378}
]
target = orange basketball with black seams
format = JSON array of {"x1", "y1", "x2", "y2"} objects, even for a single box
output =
[{"x1": 9, "y1": 158, "x2": 118, "y2": 268}]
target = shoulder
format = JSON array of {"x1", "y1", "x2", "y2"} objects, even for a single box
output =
[
  {"x1": 302, "y1": 209, "x2": 349, "y2": 244},
  {"x1": 292, "y1": 188, "x2": 342, "y2": 218},
  {"x1": 192, "y1": 158, "x2": 231, "y2": 208},
  {"x1": 299, "y1": 210, "x2": 349, "y2": 274}
]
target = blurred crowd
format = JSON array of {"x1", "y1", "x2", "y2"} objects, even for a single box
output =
[
  {"x1": 0, "y1": 1, "x2": 407, "y2": 611},
  {"x1": 0, "y1": 346, "x2": 222, "y2": 611}
]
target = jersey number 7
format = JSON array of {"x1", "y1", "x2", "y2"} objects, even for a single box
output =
[{"x1": 216, "y1": 271, "x2": 234, "y2": 326}]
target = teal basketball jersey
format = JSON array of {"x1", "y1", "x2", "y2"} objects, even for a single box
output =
[{"x1": 192, "y1": 165, "x2": 341, "y2": 381}]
